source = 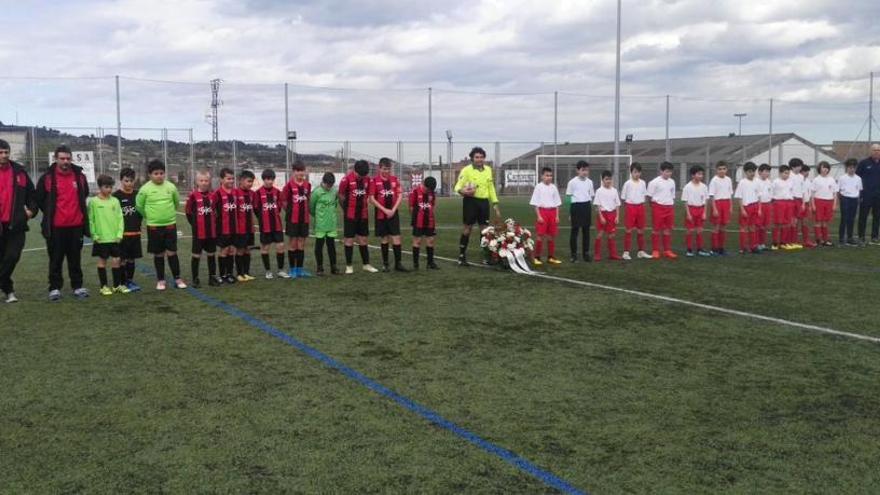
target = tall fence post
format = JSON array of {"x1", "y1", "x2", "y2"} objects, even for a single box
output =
[
  {"x1": 97, "y1": 127, "x2": 104, "y2": 175},
  {"x1": 553, "y1": 91, "x2": 559, "y2": 180},
  {"x1": 284, "y1": 82, "x2": 291, "y2": 174},
  {"x1": 115, "y1": 75, "x2": 122, "y2": 168},
  {"x1": 162, "y1": 128, "x2": 168, "y2": 171},
  {"x1": 232, "y1": 140, "x2": 238, "y2": 177},
  {"x1": 188, "y1": 128, "x2": 194, "y2": 186},
  {"x1": 30, "y1": 126, "x2": 37, "y2": 178},
  {"x1": 427, "y1": 87, "x2": 433, "y2": 166},
  {"x1": 665, "y1": 95, "x2": 671, "y2": 162},
  {"x1": 495, "y1": 141, "x2": 501, "y2": 197},
  {"x1": 869, "y1": 71, "x2": 874, "y2": 144},
  {"x1": 768, "y1": 98, "x2": 774, "y2": 167}
]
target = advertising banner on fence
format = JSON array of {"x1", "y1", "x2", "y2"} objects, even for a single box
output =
[
  {"x1": 50, "y1": 151, "x2": 96, "y2": 184},
  {"x1": 504, "y1": 169, "x2": 536, "y2": 186}
]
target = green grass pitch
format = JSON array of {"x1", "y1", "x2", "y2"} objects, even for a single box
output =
[{"x1": 2, "y1": 195, "x2": 880, "y2": 494}]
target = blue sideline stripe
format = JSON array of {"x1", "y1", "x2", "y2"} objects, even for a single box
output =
[{"x1": 181, "y1": 285, "x2": 587, "y2": 495}]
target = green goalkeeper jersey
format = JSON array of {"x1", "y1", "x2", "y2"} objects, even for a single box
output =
[
  {"x1": 88, "y1": 195, "x2": 124, "y2": 243},
  {"x1": 136, "y1": 180, "x2": 180, "y2": 227}
]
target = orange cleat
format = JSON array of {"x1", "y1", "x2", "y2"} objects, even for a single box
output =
[
  {"x1": 651, "y1": 250, "x2": 661, "y2": 260},
  {"x1": 663, "y1": 250, "x2": 678, "y2": 259}
]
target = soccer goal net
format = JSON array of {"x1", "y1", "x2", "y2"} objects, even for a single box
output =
[{"x1": 535, "y1": 155, "x2": 633, "y2": 191}]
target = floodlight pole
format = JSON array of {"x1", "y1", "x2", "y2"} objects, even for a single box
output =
[
  {"x1": 428, "y1": 87, "x2": 433, "y2": 167},
  {"x1": 734, "y1": 113, "x2": 747, "y2": 136},
  {"x1": 869, "y1": 71, "x2": 874, "y2": 143},
  {"x1": 665, "y1": 94, "x2": 670, "y2": 162},
  {"x1": 613, "y1": 0, "x2": 622, "y2": 186},
  {"x1": 285, "y1": 82, "x2": 291, "y2": 173},
  {"x1": 553, "y1": 90, "x2": 559, "y2": 179},
  {"x1": 768, "y1": 98, "x2": 774, "y2": 167},
  {"x1": 115, "y1": 75, "x2": 122, "y2": 168}
]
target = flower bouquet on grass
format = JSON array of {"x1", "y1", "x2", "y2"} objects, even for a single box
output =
[{"x1": 480, "y1": 218, "x2": 536, "y2": 274}]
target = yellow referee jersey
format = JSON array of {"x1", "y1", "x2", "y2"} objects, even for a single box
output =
[{"x1": 454, "y1": 164, "x2": 499, "y2": 204}]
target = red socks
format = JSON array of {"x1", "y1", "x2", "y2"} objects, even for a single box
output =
[
  {"x1": 624, "y1": 232, "x2": 632, "y2": 252},
  {"x1": 535, "y1": 240, "x2": 543, "y2": 258},
  {"x1": 548, "y1": 240, "x2": 556, "y2": 257}
]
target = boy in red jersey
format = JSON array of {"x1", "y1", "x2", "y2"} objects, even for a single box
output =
[
  {"x1": 680, "y1": 165, "x2": 710, "y2": 257},
  {"x1": 734, "y1": 162, "x2": 762, "y2": 254},
  {"x1": 185, "y1": 170, "x2": 220, "y2": 287},
  {"x1": 255, "y1": 168, "x2": 289, "y2": 279},
  {"x1": 234, "y1": 170, "x2": 256, "y2": 282},
  {"x1": 370, "y1": 157, "x2": 408, "y2": 272},
  {"x1": 410, "y1": 176, "x2": 439, "y2": 270},
  {"x1": 339, "y1": 160, "x2": 378, "y2": 274},
  {"x1": 708, "y1": 161, "x2": 733, "y2": 256},
  {"x1": 593, "y1": 171, "x2": 621, "y2": 261},
  {"x1": 646, "y1": 161, "x2": 677, "y2": 259},
  {"x1": 282, "y1": 161, "x2": 312, "y2": 278},
  {"x1": 213, "y1": 168, "x2": 238, "y2": 284}
]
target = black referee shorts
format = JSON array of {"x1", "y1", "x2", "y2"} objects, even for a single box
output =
[{"x1": 462, "y1": 197, "x2": 491, "y2": 226}]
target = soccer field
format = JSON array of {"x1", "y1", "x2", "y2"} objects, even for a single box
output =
[{"x1": 3, "y1": 196, "x2": 880, "y2": 494}]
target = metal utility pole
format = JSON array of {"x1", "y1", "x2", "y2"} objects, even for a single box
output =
[
  {"x1": 284, "y1": 82, "x2": 291, "y2": 171},
  {"x1": 428, "y1": 87, "x2": 433, "y2": 167},
  {"x1": 869, "y1": 71, "x2": 874, "y2": 143},
  {"x1": 768, "y1": 98, "x2": 774, "y2": 167},
  {"x1": 554, "y1": 91, "x2": 559, "y2": 179},
  {"x1": 613, "y1": 0, "x2": 622, "y2": 185},
  {"x1": 210, "y1": 78, "x2": 222, "y2": 143},
  {"x1": 734, "y1": 113, "x2": 747, "y2": 136},
  {"x1": 665, "y1": 95, "x2": 671, "y2": 162},
  {"x1": 115, "y1": 75, "x2": 122, "y2": 168}
]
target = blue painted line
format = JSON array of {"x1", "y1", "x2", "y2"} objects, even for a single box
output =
[{"x1": 177, "y1": 283, "x2": 587, "y2": 494}]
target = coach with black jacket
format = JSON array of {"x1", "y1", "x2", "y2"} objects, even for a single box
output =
[
  {"x1": 856, "y1": 143, "x2": 880, "y2": 244},
  {"x1": 35, "y1": 145, "x2": 91, "y2": 301},
  {"x1": 0, "y1": 139, "x2": 36, "y2": 303}
]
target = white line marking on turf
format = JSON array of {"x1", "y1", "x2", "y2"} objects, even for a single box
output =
[{"x1": 22, "y1": 235, "x2": 193, "y2": 253}]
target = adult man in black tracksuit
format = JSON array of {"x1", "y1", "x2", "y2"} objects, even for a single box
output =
[
  {"x1": 35, "y1": 145, "x2": 91, "y2": 301},
  {"x1": 0, "y1": 139, "x2": 36, "y2": 303},
  {"x1": 856, "y1": 143, "x2": 880, "y2": 245}
]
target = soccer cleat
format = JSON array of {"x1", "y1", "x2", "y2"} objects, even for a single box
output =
[
  {"x1": 609, "y1": 254, "x2": 622, "y2": 261},
  {"x1": 49, "y1": 289, "x2": 62, "y2": 302},
  {"x1": 244, "y1": 274, "x2": 256, "y2": 281},
  {"x1": 569, "y1": 256, "x2": 578, "y2": 263},
  {"x1": 698, "y1": 250, "x2": 712, "y2": 257},
  {"x1": 685, "y1": 250, "x2": 695, "y2": 257},
  {"x1": 651, "y1": 250, "x2": 661, "y2": 260},
  {"x1": 770, "y1": 244, "x2": 779, "y2": 251},
  {"x1": 192, "y1": 278, "x2": 201, "y2": 288},
  {"x1": 362, "y1": 264, "x2": 379, "y2": 273},
  {"x1": 804, "y1": 241, "x2": 817, "y2": 248},
  {"x1": 663, "y1": 250, "x2": 678, "y2": 259},
  {"x1": 382, "y1": 264, "x2": 391, "y2": 273},
  {"x1": 394, "y1": 263, "x2": 410, "y2": 272},
  {"x1": 824, "y1": 240, "x2": 834, "y2": 247},
  {"x1": 593, "y1": 254, "x2": 602, "y2": 262},
  {"x1": 175, "y1": 279, "x2": 188, "y2": 289},
  {"x1": 738, "y1": 250, "x2": 747, "y2": 255},
  {"x1": 750, "y1": 248, "x2": 762, "y2": 255},
  {"x1": 237, "y1": 275, "x2": 248, "y2": 282},
  {"x1": 114, "y1": 285, "x2": 131, "y2": 294},
  {"x1": 276, "y1": 270, "x2": 291, "y2": 279},
  {"x1": 73, "y1": 288, "x2": 90, "y2": 299},
  {"x1": 5, "y1": 292, "x2": 18, "y2": 304},
  {"x1": 547, "y1": 257, "x2": 562, "y2": 265},
  {"x1": 636, "y1": 250, "x2": 651, "y2": 260},
  {"x1": 224, "y1": 275, "x2": 237, "y2": 284},
  {"x1": 100, "y1": 286, "x2": 114, "y2": 296},
  {"x1": 156, "y1": 280, "x2": 167, "y2": 291},
  {"x1": 345, "y1": 265, "x2": 354, "y2": 275},
  {"x1": 288, "y1": 268, "x2": 297, "y2": 278},
  {"x1": 622, "y1": 252, "x2": 632, "y2": 260},
  {"x1": 457, "y1": 256, "x2": 470, "y2": 267},
  {"x1": 533, "y1": 258, "x2": 544, "y2": 266},
  {"x1": 126, "y1": 281, "x2": 142, "y2": 292},
  {"x1": 265, "y1": 271, "x2": 275, "y2": 280},
  {"x1": 209, "y1": 276, "x2": 223, "y2": 287},
  {"x1": 871, "y1": 238, "x2": 880, "y2": 245},
  {"x1": 427, "y1": 262, "x2": 440, "y2": 270},
  {"x1": 299, "y1": 269, "x2": 314, "y2": 278},
  {"x1": 330, "y1": 266, "x2": 341, "y2": 275},
  {"x1": 316, "y1": 266, "x2": 325, "y2": 276}
]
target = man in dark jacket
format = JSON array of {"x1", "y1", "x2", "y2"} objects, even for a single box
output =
[
  {"x1": 856, "y1": 143, "x2": 880, "y2": 244},
  {"x1": 0, "y1": 139, "x2": 36, "y2": 303},
  {"x1": 35, "y1": 145, "x2": 91, "y2": 301}
]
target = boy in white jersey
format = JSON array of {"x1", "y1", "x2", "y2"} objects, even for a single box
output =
[
  {"x1": 647, "y1": 162, "x2": 678, "y2": 259},
  {"x1": 530, "y1": 167, "x2": 562, "y2": 266},
  {"x1": 771, "y1": 165, "x2": 796, "y2": 250},
  {"x1": 788, "y1": 158, "x2": 806, "y2": 248},
  {"x1": 734, "y1": 162, "x2": 762, "y2": 254},
  {"x1": 756, "y1": 164, "x2": 773, "y2": 250},
  {"x1": 798, "y1": 165, "x2": 816, "y2": 248},
  {"x1": 594, "y1": 171, "x2": 621, "y2": 261},
  {"x1": 565, "y1": 160, "x2": 594, "y2": 262},
  {"x1": 810, "y1": 161, "x2": 838, "y2": 246},
  {"x1": 838, "y1": 159, "x2": 862, "y2": 245},
  {"x1": 708, "y1": 161, "x2": 734, "y2": 255},
  {"x1": 680, "y1": 165, "x2": 710, "y2": 257},
  {"x1": 620, "y1": 163, "x2": 650, "y2": 260}
]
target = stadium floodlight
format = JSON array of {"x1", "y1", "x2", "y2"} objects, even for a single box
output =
[
  {"x1": 625, "y1": 134, "x2": 633, "y2": 143},
  {"x1": 287, "y1": 131, "x2": 297, "y2": 140}
]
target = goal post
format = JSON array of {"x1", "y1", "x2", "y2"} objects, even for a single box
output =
[{"x1": 535, "y1": 154, "x2": 633, "y2": 190}]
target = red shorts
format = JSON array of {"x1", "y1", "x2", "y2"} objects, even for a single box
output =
[
  {"x1": 773, "y1": 200, "x2": 793, "y2": 225},
  {"x1": 651, "y1": 204, "x2": 674, "y2": 231},
  {"x1": 813, "y1": 199, "x2": 834, "y2": 223},
  {"x1": 739, "y1": 203, "x2": 760, "y2": 227},
  {"x1": 685, "y1": 206, "x2": 705, "y2": 229},
  {"x1": 597, "y1": 211, "x2": 618, "y2": 233},
  {"x1": 759, "y1": 202, "x2": 773, "y2": 228},
  {"x1": 711, "y1": 199, "x2": 732, "y2": 226},
  {"x1": 624, "y1": 203, "x2": 646, "y2": 230},
  {"x1": 535, "y1": 207, "x2": 558, "y2": 236},
  {"x1": 793, "y1": 198, "x2": 808, "y2": 219}
]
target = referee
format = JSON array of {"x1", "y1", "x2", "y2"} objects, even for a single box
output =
[{"x1": 455, "y1": 147, "x2": 501, "y2": 266}]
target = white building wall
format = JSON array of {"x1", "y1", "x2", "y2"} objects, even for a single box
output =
[{"x1": 737, "y1": 137, "x2": 843, "y2": 180}]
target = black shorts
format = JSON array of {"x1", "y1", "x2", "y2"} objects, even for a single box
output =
[
  {"x1": 285, "y1": 223, "x2": 310, "y2": 238},
  {"x1": 216, "y1": 235, "x2": 235, "y2": 248},
  {"x1": 92, "y1": 242, "x2": 121, "y2": 259},
  {"x1": 192, "y1": 238, "x2": 217, "y2": 254},
  {"x1": 570, "y1": 202, "x2": 592, "y2": 228},
  {"x1": 260, "y1": 231, "x2": 285, "y2": 245},
  {"x1": 147, "y1": 225, "x2": 178, "y2": 254},
  {"x1": 233, "y1": 233, "x2": 254, "y2": 249},
  {"x1": 412, "y1": 227, "x2": 436, "y2": 237},
  {"x1": 463, "y1": 197, "x2": 491, "y2": 226},
  {"x1": 375, "y1": 214, "x2": 401, "y2": 237},
  {"x1": 119, "y1": 236, "x2": 143, "y2": 260},
  {"x1": 344, "y1": 218, "x2": 370, "y2": 238}
]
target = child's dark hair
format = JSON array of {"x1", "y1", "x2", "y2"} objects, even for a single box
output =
[
  {"x1": 238, "y1": 170, "x2": 255, "y2": 181},
  {"x1": 353, "y1": 160, "x2": 370, "y2": 177},
  {"x1": 601, "y1": 170, "x2": 613, "y2": 179},
  {"x1": 689, "y1": 165, "x2": 704, "y2": 177},
  {"x1": 0, "y1": 139, "x2": 10, "y2": 151},
  {"x1": 322, "y1": 172, "x2": 336, "y2": 186},
  {"x1": 292, "y1": 160, "x2": 306, "y2": 172},
  {"x1": 147, "y1": 159, "x2": 165, "y2": 173},
  {"x1": 817, "y1": 161, "x2": 831, "y2": 172},
  {"x1": 541, "y1": 166, "x2": 552, "y2": 175},
  {"x1": 630, "y1": 162, "x2": 642, "y2": 173},
  {"x1": 788, "y1": 158, "x2": 804, "y2": 168},
  {"x1": 845, "y1": 158, "x2": 858, "y2": 168},
  {"x1": 54, "y1": 145, "x2": 72, "y2": 157},
  {"x1": 378, "y1": 157, "x2": 393, "y2": 168},
  {"x1": 262, "y1": 168, "x2": 276, "y2": 180},
  {"x1": 660, "y1": 161, "x2": 674, "y2": 172},
  {"x1": 469, "y1": 147, "x2": 486, "y2": 159},
  {"x1": 779, "y1": 164, "x2": 791, "y2": 173},
  {"x1": 800, "y1": 164, "x2": 810, "y2": 173},
  {"x1": 219, "y1": 167, "x2": 234, "y2": 179},
  {"x1": 743, "y1": 162, "x2": 757, "y2": 173},
  {"x1": 424, "y1": 176, "x2": 437, "y2": 191},
  {"x1": 576, "y1": 160, "x2": 590, "y2": 170},
  {"x1": 97, "y1": 174, "x2": 115, "y2": 187},
  {"x1": 715, "y1": 160, "x2": 729, "y2": 170},
  {"x1": 119, "y1": 167, "x2": 136, "y2": 180},
  {"x1": 758, "y1": 163, "x2": 771, "y2": 172}
]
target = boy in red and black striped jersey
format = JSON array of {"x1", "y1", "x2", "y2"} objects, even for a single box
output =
[
  {"x1": 370, "y1": 157, "x2": 408, "y2": 272},
  {"x1": 185, "y1": 170, "x2": 220, "y2": 288},
  {"x1": 339, "y1": 160, "x2": 379, "y2": 274},
  {"x1": 213, "y1": 168, "x2": 238, "y2": 284},
  {"x1": 254, "y1": 168, "x2": 290, "y2": 279},
  {"x1": 409, "y1": 176, "x2": 439, "y2": 270},
  {"x1": 234, "y1": 170, "x2": 257, "y2": 282},
  {"x1": 281, "y1": 161, "x2": 313, "y2": 278},
  {"x1": 113, "y1": 167, "x2": 143, "y2": 291}
]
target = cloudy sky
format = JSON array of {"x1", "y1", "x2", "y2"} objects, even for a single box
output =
[{"x1": 2, "y1": 0, "x2": 879, "y2": 159}]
